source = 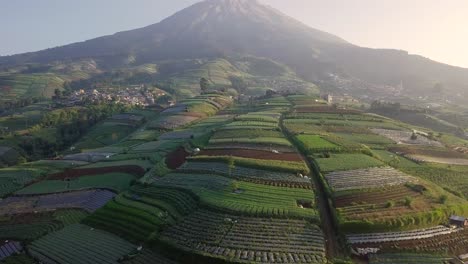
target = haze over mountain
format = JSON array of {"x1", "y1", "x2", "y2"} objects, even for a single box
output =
[{"x1": 1, "y1": 0, "x2": 468, "y2": 98}]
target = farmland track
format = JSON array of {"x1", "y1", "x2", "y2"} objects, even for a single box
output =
[{"x1": 279, "y1": 111, "x2": 342, "y2": 260}]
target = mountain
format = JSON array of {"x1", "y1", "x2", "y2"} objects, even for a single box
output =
[{"x1": 1, "y1": 0, "x2": 468, "y2": 99}]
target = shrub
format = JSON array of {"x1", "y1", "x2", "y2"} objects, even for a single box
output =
[
  {"x1": 439, "y1": 194, "x2": 448, "y2": 204},
  {"x1": 386, "y1": 200, "x2": 395, "y2": 208},
  {"x1": 404, "y1": 197, "x2": 413, "y2": 207}
]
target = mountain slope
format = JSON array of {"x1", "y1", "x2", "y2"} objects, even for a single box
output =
[{"x1": 1, "y1": 0, "x2": 468, "y2": 97}]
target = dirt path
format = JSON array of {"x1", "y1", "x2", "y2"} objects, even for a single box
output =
[{"x1": 279, "y1": 111, "x2": 343, "y2": 260}]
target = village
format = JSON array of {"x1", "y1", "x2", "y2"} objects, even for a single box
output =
[{"x1": 53, "y1": 85, "x2": 168, "y2": 107}]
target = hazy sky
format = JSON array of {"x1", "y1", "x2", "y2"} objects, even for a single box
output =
[{"x1": 2, "y1": 0, "x2": 468, "y2": 68}]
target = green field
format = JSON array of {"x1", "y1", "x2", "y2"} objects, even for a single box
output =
[
  {"x1": 153, "y1": 173, "x2": 318, "y2": 220},
  {"x1": 295, "y1": 135, "x2": 340, "y2": 153},
  {"x1": 29, "y1": 224, "x2": 136, "y2": 264},
  {"x1": 315, "y1": 154, "x2": 385, "y2": 173}
]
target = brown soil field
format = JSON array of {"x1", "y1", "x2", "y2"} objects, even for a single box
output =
[
  {"x1": 165, "y1": 147, "x2": 190, "y2": 169},
  {"x1": 48, "y1": 165, "x2": 145, "y2": 180},
  {"x1": 198, "y1": 148, "x2": 304, "y2": 162}
]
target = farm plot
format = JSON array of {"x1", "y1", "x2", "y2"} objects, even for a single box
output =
[
  {"x1": 286, "y1": 119, "x2": 405, "y2": 130},
  {"x1": 63, "y1": 152, "x2": 116, "y2": 163},
  {"x1": 29, "y1": 224, "x2": 136, "y2": 264},
  {"x1": 334, "y1": 133, "x2": 395, "y2": 149},
  {"x1": 389, "y1": 145, "x2": 468, "y2": 165},
  {"x1": 206, "y1": 143, "x2": 296, "y2": 153},
  {"x1": 358, "y1": 228, "x2": 468, "y2": 256},
  {"x1": 74, "y1": 122, "x2": 137, "y2": 150},
  {"x1": 211, "y1": 128, "x2": 283, "y2": 139},
  {"x1": 160, "y1": 209, "x2": 326, "y2": 264},
  {"x1": 223, "y1": 121, "x2": 279, "y2": 129},
  {"x1": 372, "y1": 129, "x2": 443, "y2": 147},
  {"x1": 153, "y1": 173, "x2": 318, "y2": 220},
  {"x1": 234, "y1": 113, "x2": 280, "y2": 123},
  {"x1": 334, "y1": 185, "x2": 422, "y2": 208},
  {"x1": 286, "y1": 113, "x2": 381, "y2": 122},
  {"x1": 122, "y1": 249, "x2": 177, "y2": 264},
  {"x1": 179, "y1": 161, "x2": 312, "y2": 188},
  {"x1": 315, "y1": 154, "x2": 384, "y2": 173},
  {"x1": 209, "y1": 137, "x2": 292, "y2": 147},
  {"x1": 295, "y1": 135, "x2": 340, "y2": 153},
  {"x1": 368, "y1": 253, "x2": 453, "y2": 264},
  {"x1": 47, "y1": 165, "x2": 145, "y2": 180},
  {"x1": 0, "y1": 253, "x2": 35, "y2": 263},
  {"x1": 0, "y1": 189, "x2": 115, "y2": 215},
  {"x1": 85, "y1": 185, "x2": 198, "y2": 242},
  {"x1": 198, "y1": 149, "x2": 303, "y2": 162},
  {"x1": 148, "y1": 114, "x2": 200, "y2": 130},
  {"x1": 128, "y1": 130, "x2": 161, "y2": 141},
  {"x1": 294, "y1": 105, "x2": 361, "y2": 114},
  {"x1": 0, "y1": 211, "x2": 65, "y2": 241},
  {"x1": 189, "y1": 156, "x2": 309, "y2": 174},
  {"x1": 0, "y1": 241, "x2": 22, "y2": 261},
  {"x1": 372, "y1": 150, "x2": 421, "y2": 168},
  {"x1": 16, "y1": 173, "x2": 136, "y2": 195},
  {"x1": 325, "y1": 167, "x2": 417, "y2": 192},
  {"x1": 0, "y1": 168, "x2": 45, "y2": 198},
  {"x1": 347, "y1": 225, "x2": 462, "y2": 244}
]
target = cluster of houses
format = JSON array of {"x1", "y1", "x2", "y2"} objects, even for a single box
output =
[{"x1": 54, "y1": 85, "x2": 165, "y2": 107}]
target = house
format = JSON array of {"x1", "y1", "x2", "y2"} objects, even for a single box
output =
[{"x1": 449, "y1": 215, "x2": 468, "y2": 228}]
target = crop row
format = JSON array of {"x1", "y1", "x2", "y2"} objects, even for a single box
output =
[
  {"x1": 85, "y1": 186, "x2": 198, "y2": 242},
  {"x1": 325, "y1": 167, "x2": 416, "y2": 192},
  {"x1": 178, "y1": 161, "x2": 313, "y2": 188},
  {"x1": 0, "y1": 189, "x2": 115, "y2": 215},
  {"x1": 359, "y1": 228, "x2": 468, "y2": 256},
  {"x1": 29, "y1": 224, "x2": 136, "y2": 264},
  {"x1": 122, "y1": 249, "x2": 177, "y2": 264},
  {"x1": 0, "y1": 241, "x2": 22, "y2": 261},
  {"x1": 160, "y1": 210, "x2": 326, "y2": 263},
  {"x1": 315, "y1": 154, "x2": 384, "y2": 173},
  {"x1": 153, "y1": 173, "x2": 318, "y2": 220},
  {"x1": 347, "y1": 225, "x2": 461, "y2": 244},
  {"x1": 368, "y1": 253, "x2": 453, "y2": 264},
  {"x1": 209, "y1": 137, "x2": 292, "y2": 147}
]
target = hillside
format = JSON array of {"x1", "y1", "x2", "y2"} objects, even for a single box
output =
[{"x1": 1, "y1": 0, "x2": 467, "y2": 100}]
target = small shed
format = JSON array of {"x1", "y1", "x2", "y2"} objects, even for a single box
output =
[{"x1": 449, "y1": 215, "x2": 468, "y2": 228}]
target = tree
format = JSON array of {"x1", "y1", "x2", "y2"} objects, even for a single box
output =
[
  {"x1": 200, "y1": 77, "x2": 210, "y2": 93},
  {"x1": 54, "y1": 88, "x2": 62, "y2": 98}
]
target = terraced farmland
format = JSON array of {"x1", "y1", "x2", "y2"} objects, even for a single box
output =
[
  {"x1": 153, "y1": 173, "x2": 319, "y2": 220},
  {"x1": 160, "y1": 210, "x2": 326, "y2": 263},
  {"x1": 16, "y1": 173, "x2": 136, "y2": 195},
  {"x1": 315, "y1": 154, "x2": 384, "y2": 173},
  {"x1": 372, "y1": 128, "x2": 443, "y2": 147},
  {"x1": 0, "y1": 189, "x2": 115, "y2": 215},
  {"x1": 179, "y1": 161, "x2": 312, "y2": 188},
  {"x1": 85, "y1": 186, "x2": 198, "y2": 241},
  {"x1": 368, "y1": 253, "x2": 453, "y2": 264},
  {"x1": 29, "y1": 224, "x2": 136, "y2": 264},
  {"x1": 325, "y1": 167, "x2": 416, "y2": 191},
  {"x1": 0, "y1": 241, "x2": 22, "y2": 261}
]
